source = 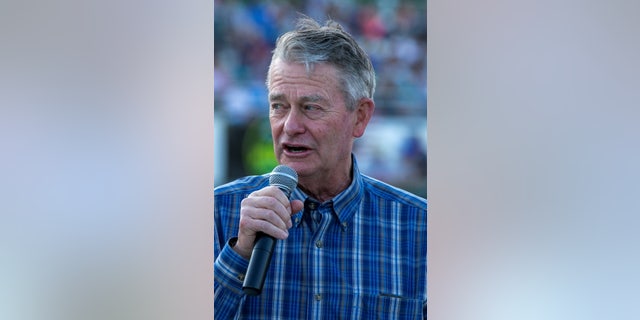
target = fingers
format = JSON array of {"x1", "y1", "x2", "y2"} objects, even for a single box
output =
[
  {"x1": 243, "y1": 186, "x2": 293, "y2": 230},
  {"x1": 234, "y1": 186, "x2": 300, "y2": 258},
  {"x1": 291, "y1": 199, "x2": 304, "y2": 215},
  {"x1": 240, "y1": 200, "x2": 290, "y2": 237}
]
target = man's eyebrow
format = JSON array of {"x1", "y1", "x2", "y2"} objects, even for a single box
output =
[
  {"x1": 300, "y1": 94, "x2": 327, "y2": 103},
  {"x1": 268, "y1": 93, "x2": 328, "y2": 103},
  {"x1": 269, "y1": 93, "x2": 285, "y2": 101}
]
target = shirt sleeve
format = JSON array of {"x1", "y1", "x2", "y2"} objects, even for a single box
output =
[{"x1": 214, "y1": 238, "x2": 249, "y2": 319}]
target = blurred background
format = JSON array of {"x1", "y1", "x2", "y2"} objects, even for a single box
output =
[
  {"x1": 3, "y1": 0, "x2": 640, "y2": 319},
  {"x1": 214, "y1": 0, "x2": 427, "y2": 198}
]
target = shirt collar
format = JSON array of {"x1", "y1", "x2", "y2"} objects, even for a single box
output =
[{"x1": 291, "y1": 154, "x2": 364, "y2": 228}]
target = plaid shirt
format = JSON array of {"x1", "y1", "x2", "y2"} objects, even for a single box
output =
[{"x1": 214, "y1": 157, "x2": 427, "y2": 319}]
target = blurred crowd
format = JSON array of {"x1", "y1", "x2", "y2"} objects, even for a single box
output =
[
  {"x1": 214, "y1": 0, "x2": 427, "y2": 196},
  {"x1": 214, "y1": 0, "x2": 427, "y2": 122}
]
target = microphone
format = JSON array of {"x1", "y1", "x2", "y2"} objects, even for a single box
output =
[{"x1": 242, "y1": 165, "x2": 298, "y2": 296}]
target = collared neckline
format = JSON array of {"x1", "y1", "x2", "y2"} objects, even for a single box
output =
[{"x1": 291, "y1": 155, "x2": 364, "y2": 229}]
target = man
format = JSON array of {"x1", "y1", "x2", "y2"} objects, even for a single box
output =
[{"x1": 214, "y1": 17, "x2": 427, "y2": 319}]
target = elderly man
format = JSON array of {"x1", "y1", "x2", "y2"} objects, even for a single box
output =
[{"x1": 214, "y1": 17, "x2": 427, "y2": 319}]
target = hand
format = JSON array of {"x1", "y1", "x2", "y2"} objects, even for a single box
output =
[{"x1": 233, "y1": 186, "x2": 304, "y2": 259}]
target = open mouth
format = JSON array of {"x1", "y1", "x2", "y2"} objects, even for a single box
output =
[{"x1": 284, "y1": 144, "x2": 310, "y2": 153}]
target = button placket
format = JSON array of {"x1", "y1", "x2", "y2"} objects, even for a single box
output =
[{"x1": 304, "y1": 199, "x2": 321, "y2": 233}]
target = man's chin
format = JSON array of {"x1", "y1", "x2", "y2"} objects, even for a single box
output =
[{"x1": 278, "y1": 160, "x2": 313, "y2": 176}]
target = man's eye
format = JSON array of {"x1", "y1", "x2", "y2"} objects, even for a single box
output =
[{"x1": 303, "y1": 105, "x2": 319, "y2": 111}]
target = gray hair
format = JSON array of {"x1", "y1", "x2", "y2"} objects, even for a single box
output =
[{"x1": 267, "y1": 17, "x2": 376, "y2": 111}]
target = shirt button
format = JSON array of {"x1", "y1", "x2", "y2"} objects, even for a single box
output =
[
  {"x1": 314, "y1": 294, "x2": 322, "y2": 301},
  {"x1": 237, "y1": 274, "x2": 245, "y2": 281},
  {"x1": 315, "y1": 240, "x2": 323, "y2": 248},
  {"x1": 306, "y1": 200, "x2": 318, "y2": 210}
]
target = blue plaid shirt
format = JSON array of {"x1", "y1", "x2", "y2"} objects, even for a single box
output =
[{"x1": 214, "y1": 157, "x2": 427, "y2": 319}]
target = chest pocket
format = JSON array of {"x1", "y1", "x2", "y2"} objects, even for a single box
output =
[{"x1": 348, "y1": 294, "x2": 424, "y2": 319}]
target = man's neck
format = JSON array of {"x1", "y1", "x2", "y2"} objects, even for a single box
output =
[
  {"x1": 298, "y1": 164, "x2": 353, "y2": 203},
  {"x1": 299, "y1": 180, "x2": 350, "y2": 203}
]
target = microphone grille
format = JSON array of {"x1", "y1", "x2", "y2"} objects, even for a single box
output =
[{"x1": 269, "y1": 165, "x2": 298, "y2": 196}]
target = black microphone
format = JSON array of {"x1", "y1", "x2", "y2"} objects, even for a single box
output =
[{"x1": 242, "y1": 165, "x2": 298, "y2": 296}]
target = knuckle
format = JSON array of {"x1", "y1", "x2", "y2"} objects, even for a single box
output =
[
  {"x1": 266, "y1": 196, "x2": 279, "y2": 208},
  {"x1": 240, "y1": 196, "x2": 253, "y2": 207},
  {"x1": 238, "y1": 215, "x2": 252, "y2": 230}
]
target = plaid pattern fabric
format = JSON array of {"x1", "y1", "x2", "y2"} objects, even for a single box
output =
[{"x1": 214, "y1": 157, "x2": 427, "y2": 319}]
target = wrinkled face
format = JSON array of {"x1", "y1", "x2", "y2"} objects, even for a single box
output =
[{"x1": 267, "y1": 59, "x2": 364, "y2": 182}]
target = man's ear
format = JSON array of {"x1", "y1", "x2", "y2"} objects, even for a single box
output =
[{"x1": 352, "y1": 98, "x2": 375, "y2": 138}]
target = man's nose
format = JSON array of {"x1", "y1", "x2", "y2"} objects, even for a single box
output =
[{"x1": 283, "y1": 107, "x2": 305, "y2": 135}]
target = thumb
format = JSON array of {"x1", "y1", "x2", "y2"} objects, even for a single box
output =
[{"x1": 290, "y1": 199, "x2": 304, "y2": 215}]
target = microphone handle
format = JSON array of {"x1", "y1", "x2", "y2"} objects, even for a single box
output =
[
  {"x1": 242, "y1": 232, "x2": 277, "y2": 296},
  {"x1": 242, "y1": 184, "x2": 293, "y2": 296}
]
